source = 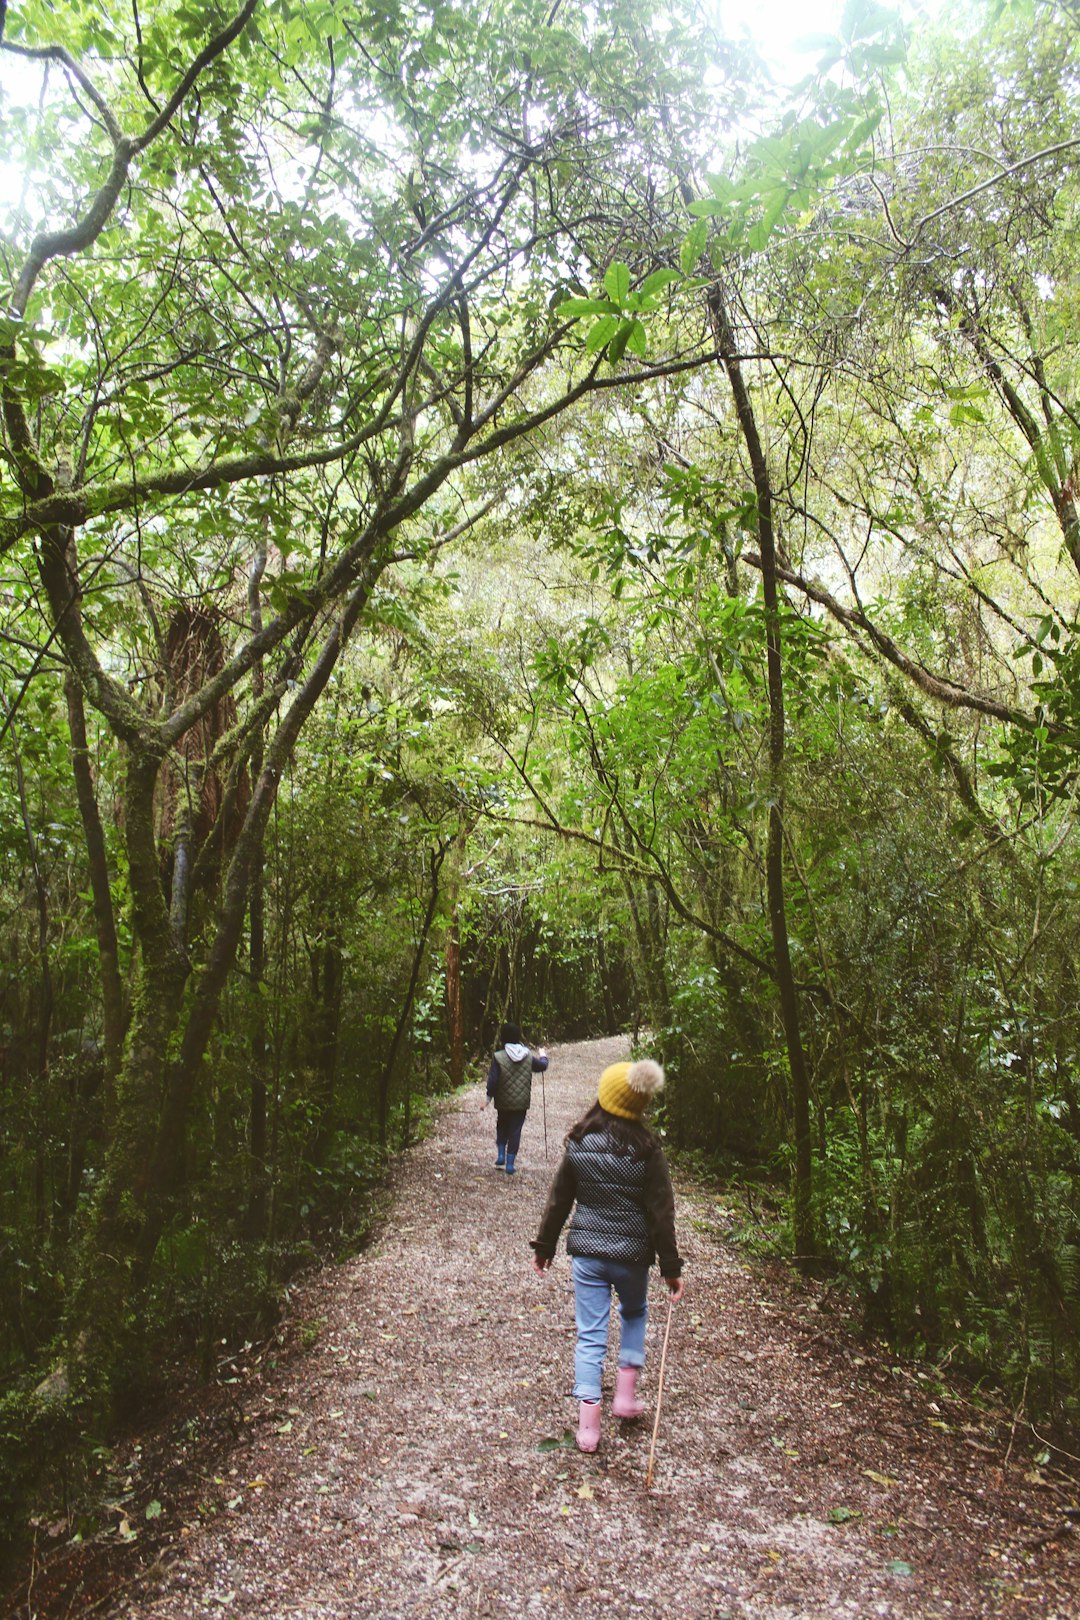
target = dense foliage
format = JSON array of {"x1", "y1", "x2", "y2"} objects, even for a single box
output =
[{"x1": 1, "y1": 0, "x2": 1078, "y2": 1550}]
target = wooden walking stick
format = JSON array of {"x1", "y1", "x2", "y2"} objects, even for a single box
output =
[
  {"x1": 645, "y1": 1294, "x2": 676, "y2": 1489},
  {"x1": 541, "y1": 1061, "x2": 549, "y2": 1159}
]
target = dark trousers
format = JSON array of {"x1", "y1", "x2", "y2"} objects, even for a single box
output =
[{"x1": 495, "y1": 1109, "x2": 527, "y2": 1155}]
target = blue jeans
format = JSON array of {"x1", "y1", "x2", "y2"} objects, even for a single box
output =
[
  {"x1": 571, "y1": 1255, "x2": 649, "y2": 1402},
  {"x1": 495, "y1": 1109, "x2": 527, "y2": 1155}
]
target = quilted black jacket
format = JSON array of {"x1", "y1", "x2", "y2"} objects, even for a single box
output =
[{"x1": 531, "y1": 1124, "x2": 682, "y2": 1276}]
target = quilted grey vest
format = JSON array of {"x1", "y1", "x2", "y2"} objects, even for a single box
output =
[
  {"x1": 565, "y1": 1126, "x2": 652, "y2": 1265},
  {"x1": 493, "y1": 1049, "x2": 533, "y2": 1111}
]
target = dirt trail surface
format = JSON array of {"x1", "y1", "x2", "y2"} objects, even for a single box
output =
[{"x1": 96, "y1": 1037, "x2": 1076, "y2": 1619}]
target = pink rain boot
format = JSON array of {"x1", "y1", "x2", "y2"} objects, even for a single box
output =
[
  {"x1": 576, "y1": 1399, "x2": 601, "y2": 1453},
  {"x1": 612, "y1": 1365, "x2": 645, "y2": 1419}
]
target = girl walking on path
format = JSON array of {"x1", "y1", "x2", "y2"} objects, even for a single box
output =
[
  {"x1": 529, "y1": 1058, "x2": 684, "y2": 1453},
  {"x1": 484, "y1": 1021, "x2": 548, "y2": 1175}
]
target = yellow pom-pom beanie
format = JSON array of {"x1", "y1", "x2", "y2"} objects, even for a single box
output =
[{"x1": 597, "y1": 1059, "x2": 665, "y2": 1120}]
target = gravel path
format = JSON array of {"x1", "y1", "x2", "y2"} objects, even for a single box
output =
[{"x1": 103, "y1": 1037, "x2": 1078, "y2": 1620}]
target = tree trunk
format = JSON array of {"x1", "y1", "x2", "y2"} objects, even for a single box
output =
[
  {"x1": 65, "y1": 674, "x2": 125, "y2": 1107},
  {"x1": 134, "y1": 572, "x2": 379, "y2": 1278},
  {"x1": 446, "y1": 916, "x2": 464, "y2": 1090},
  {"x1": 65, "y1": 573, "x2": 379, "y2": 1402},
  {"x1": 710, "y1": 283, "x2": 817, "y2": 1266},
  {"x1": 3, "y1": 697, "x2": 54, "y2": 1235},
  {"x1": 309, "y1": 932, "x2": 344, "y2": 1161},
  {"x1": 246, "y1": 845, "x2": 269, "y2": 1239},
  {"x1": 377, "y1": 841, "x2": 447, "y2": 1146},
  {"x1": 615, "y1": 845, "x2": 672, "y2": 1041},
  {"x1": 246, "y1": 523, "x2": 270, "y2": 1237}
]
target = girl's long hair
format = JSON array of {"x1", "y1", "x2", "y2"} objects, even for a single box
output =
[{"x1": 567, "y1": 1100, "x2": 658, "y2": 1157}]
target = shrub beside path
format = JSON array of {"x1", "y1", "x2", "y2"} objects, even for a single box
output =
[{"x1": 108, "y1": 1037, "x2": 1077, "y2": 1619}]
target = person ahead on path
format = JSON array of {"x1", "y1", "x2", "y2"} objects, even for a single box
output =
[
  {"x1": 529, "y1": 1058, "x2": 684, "y2": 1454},
  {"x1": 484, "y1": 1021, "x2": 548, "y2": 1176}
]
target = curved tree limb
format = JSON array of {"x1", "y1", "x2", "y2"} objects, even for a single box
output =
[{"x1": 742, "y1": 548, "x2": 1041, "y2": 733}]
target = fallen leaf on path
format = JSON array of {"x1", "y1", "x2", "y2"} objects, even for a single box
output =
[
  {"x1": 576, "y1": 1482, "x2": 594, "y2": 1500},
  {"x1": 863, "y1": 1469, "x2": 899, "y2": 1487},
  {"x1": 537, "y1": 1431, "x2": 575, "y2": 1452}
]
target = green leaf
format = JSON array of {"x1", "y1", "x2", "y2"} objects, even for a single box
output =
[
  {"x1": 948, "y1": 402, "x2": 986, "y2": 425},
  {"x1": 680, "y1": 219, "x2": 708, "y2": 273},
  {"x1": 845, "y1": 108, "x2": 885, "y2": 149},
  {"x1": 624, "y1": 318, "x2": 647, "y2": 358},
  {"x1": 607, "y1": 320, "x2": 633, "y2": 363},
  {"x1": 640, "y1": 267, "x2": 681, "y2": 299},
  {"x1": 556, "y1": 297, "x2": 619, "y2": 318},
  {"x1": 603, "y1": 262, "x2": 631, "y2": 305},
  {"x1": 536, "y1": 1430, "x2": 576, "y2": 1452},
  {"x1": 145, "y1": 1500, "x2": 163, "y2": 1520},
  {"x1": 585, "y1": 315, "x2": 619, "y2": 355},
  {"x1": 809, "y1": 115, "x2": 856, "y2": 162},
  {"x1": 825, "y1": 1505, "x2": 862, "y2": 1523},
  {"x1": 886, "y1": 1559, "x2": 914, "y2": 1576},
  {"x1": 747, "y1": 187, "x2": 791, "y2": 251},
  {"x1": 842, "y1": 0, "x2": 901, "y2": 44},
  {"x1": 862, "y1": 40, "x2": 908, "y2": 64},
  {"x1": 706, "y1": 172, "x2": 738, "y2": 202}
]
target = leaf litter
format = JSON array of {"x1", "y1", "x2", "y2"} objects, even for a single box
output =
[{"x1": 12, "y1": 1036, "x2": 1078, "y2": 1620}]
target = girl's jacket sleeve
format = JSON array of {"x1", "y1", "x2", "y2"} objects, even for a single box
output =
[
  {"x1": 530, "y1": 1152, "x2": 577, "y2": 1259},
  {"x1": 645, "y1": 1150, "x2": 683, "y2": 1278}
]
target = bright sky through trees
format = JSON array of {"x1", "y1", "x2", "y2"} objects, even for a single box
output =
[
  {"x1": 723, "y1": 0, "x2": 848, "y2": 66},
  {"x1": 722, "y1": 0, "x2": 942, "y2": 78}
]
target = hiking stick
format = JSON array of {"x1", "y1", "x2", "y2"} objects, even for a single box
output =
[
  {"x1": 645, "y1": 1295, "x2": 675, "y2": 1489},
  {"x1": 541, "y1": 1061, "x2": 549, "y2": 1159}
]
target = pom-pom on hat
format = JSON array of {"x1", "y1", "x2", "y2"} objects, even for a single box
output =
[{"x1": 597, "y1": 1059, "x2": 665, "y2": 1120}]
